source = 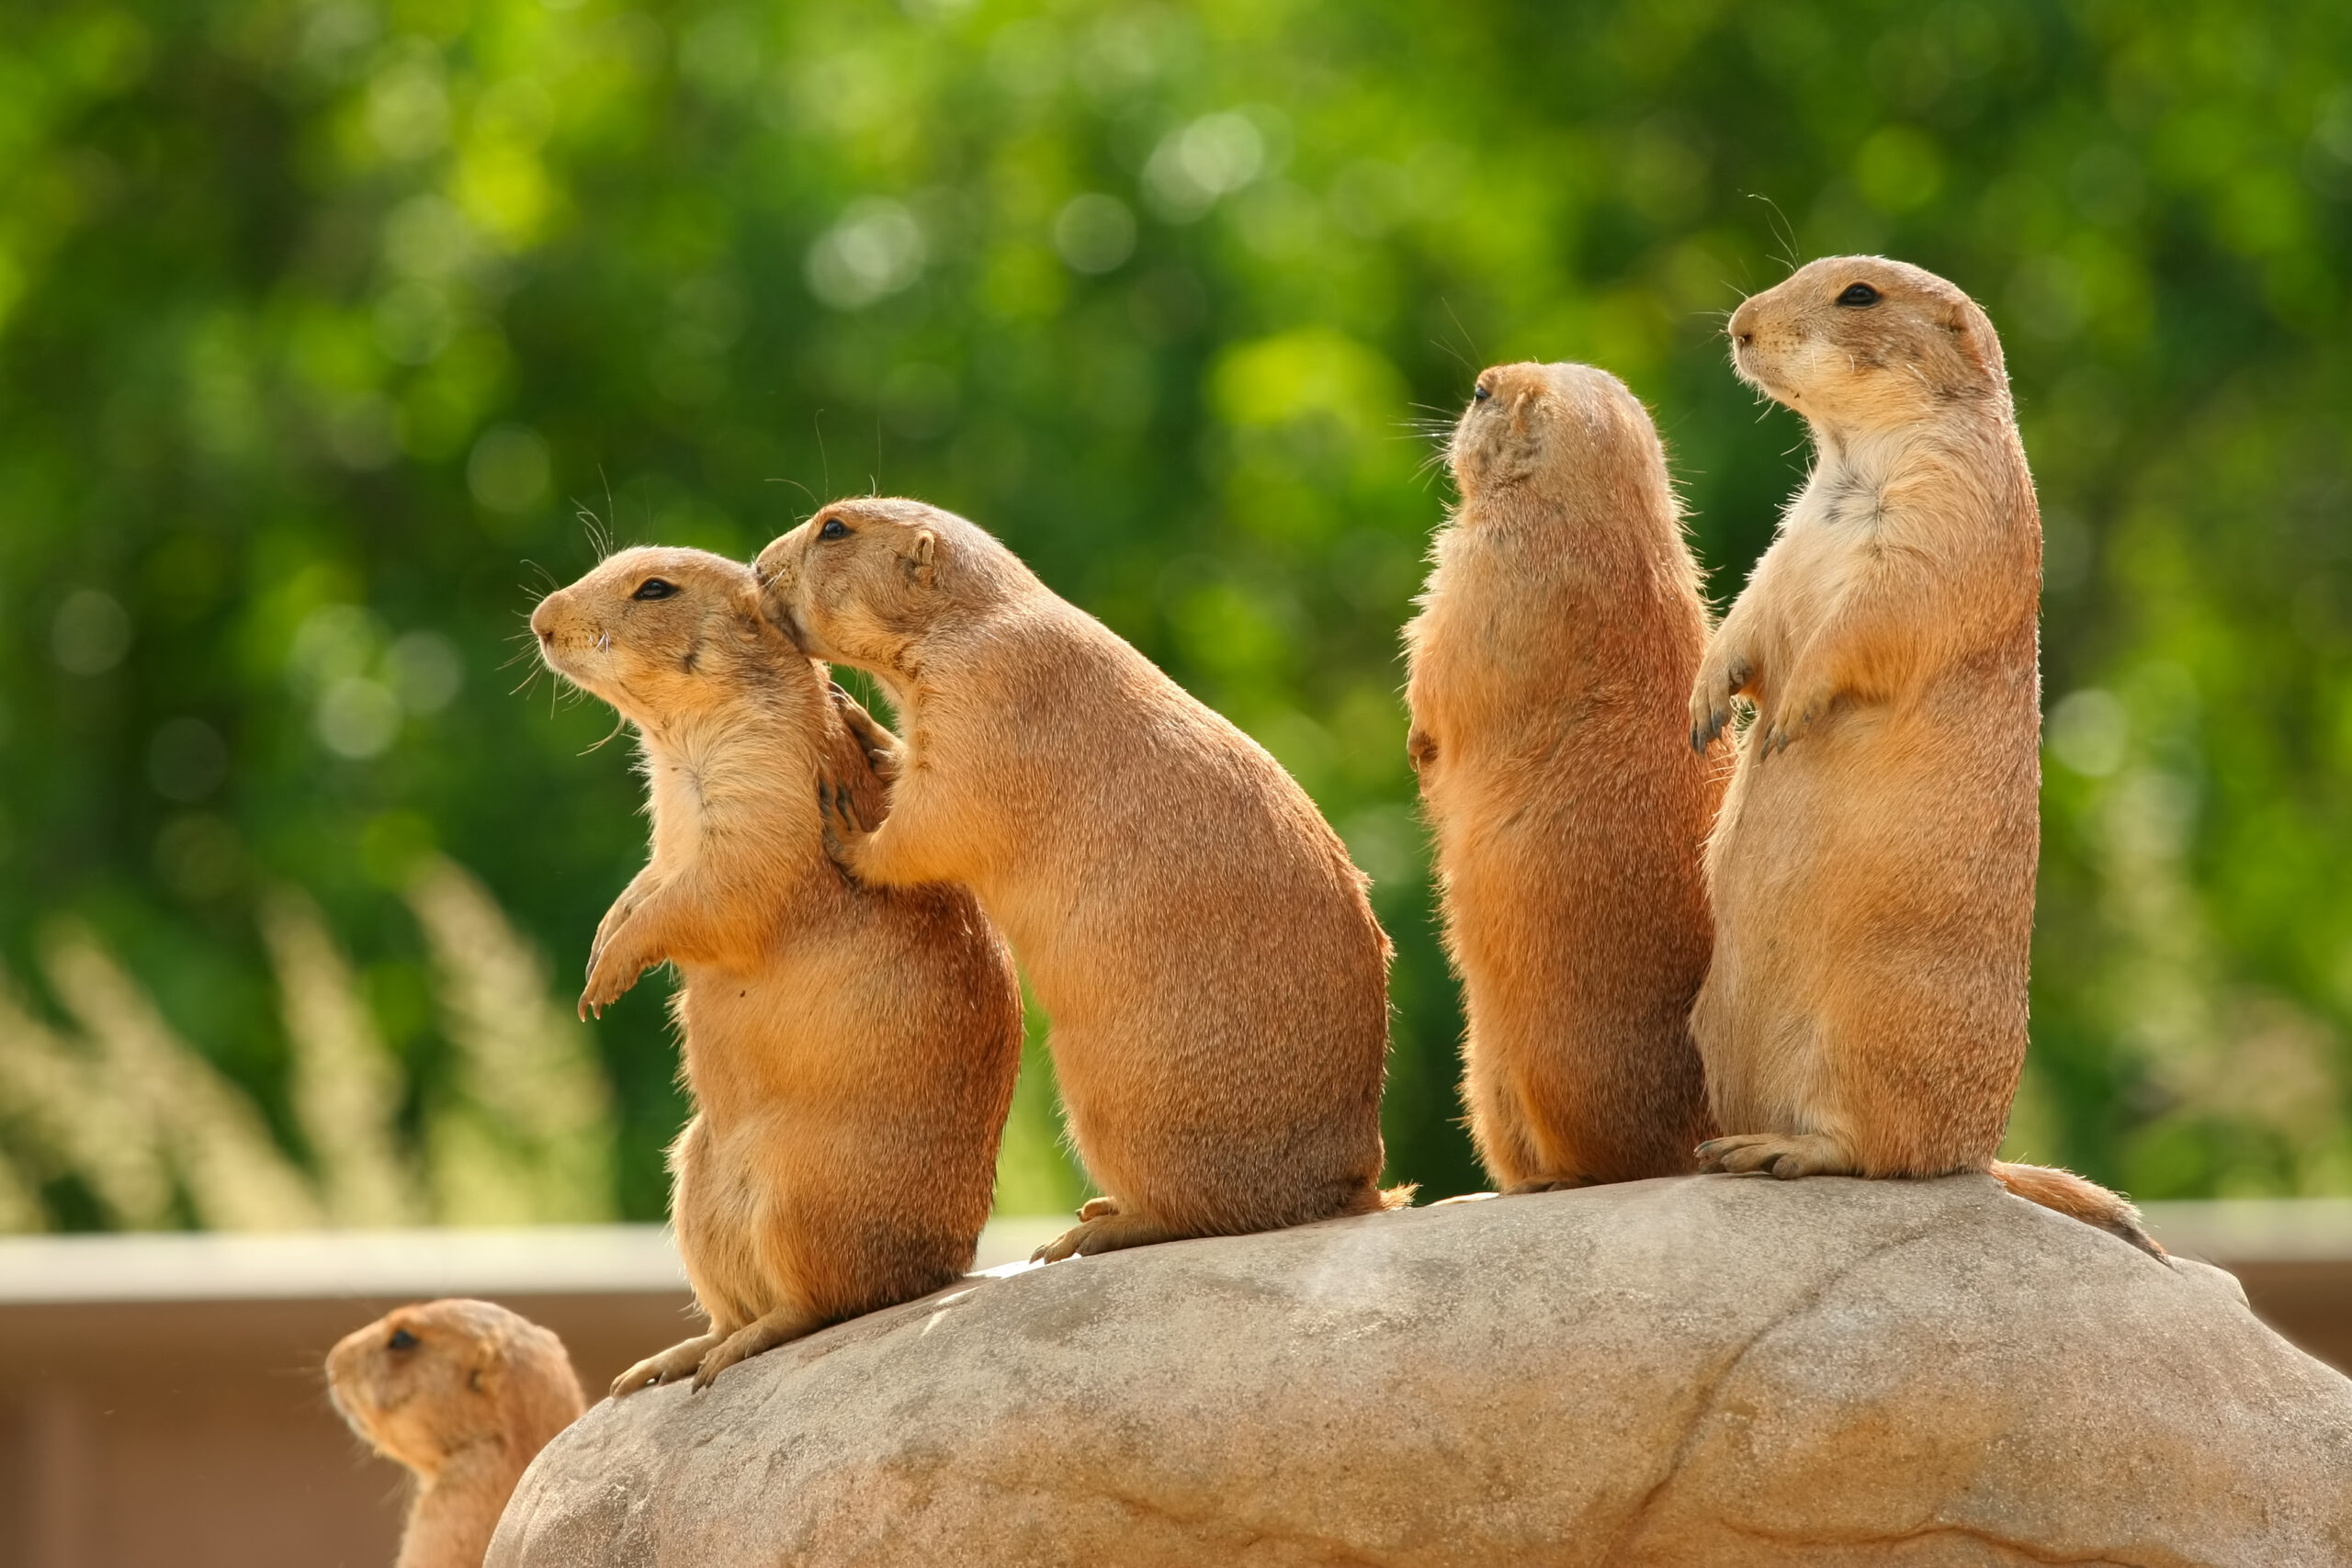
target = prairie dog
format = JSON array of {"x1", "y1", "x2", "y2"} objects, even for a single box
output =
[
  {"x1": 753, "y1": 500, "x2": 1400, "y2": 1262},
  {"x1": 1406, "y1": 361, "x2": 1721, "y2": 1190},
  {"x1": 326, "y1": 1298, "x2": 583, "y2": 1568},
  {"x1": 531, "y1": 547, "x2": 1023, "y2": 1391},
  {"x1": 1687, "y1": 256, "x2": 2157, "y2": 1256}
]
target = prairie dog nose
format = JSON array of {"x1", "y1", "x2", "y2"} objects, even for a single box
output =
[{"x1": 529, "y1": 595, "x2": 560, "y2": 643}]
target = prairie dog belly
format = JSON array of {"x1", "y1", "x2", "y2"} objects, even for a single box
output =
[{"x1": 1702, "y1": 666, "x2": 2038, "y2": 1141}]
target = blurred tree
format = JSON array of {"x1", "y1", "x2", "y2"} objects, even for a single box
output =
[{"x1": 0, "y1": 0, "x2": 2346, "y2": 1225}]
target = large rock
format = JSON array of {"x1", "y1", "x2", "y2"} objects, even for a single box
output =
[{"x1": 491, "y1": 1175, "x2": 2352, "y2": 1567}]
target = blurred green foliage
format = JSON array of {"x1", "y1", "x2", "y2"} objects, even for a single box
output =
[{"x1": 2, "y1": 0, "x2": 2349, "y2": 1225}]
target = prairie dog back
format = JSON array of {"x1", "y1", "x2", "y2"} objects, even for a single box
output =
[
  {"x1": 1407, "y1": 360, "x2": 1721, "y2": 1190},
  {"x1": 756, "y1": 499, "x2": 1398, "y2": 1263},
  {"x1": 531, "y1": 546, "x2": 1023, "y2": 1393},
  {"x1": 1687, "y1": 256, "x2": 2154, "y2": 1256}
]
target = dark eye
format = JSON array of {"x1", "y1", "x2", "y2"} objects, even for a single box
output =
[
  {"x1": 1472, "y1": 383, "x2": 1492, "y2": 402},
  {"x1": 388, "y1": 1328, "x2": 418, "y2": 1350},
  {"x1": 818, "y1": 517, "x2": 849, "y2": 541},
  {"x1": 631, "y1": 579, "x2": 677, "y2": 602},
  {"x1": 1836, "y1": 283, "x2": 1881, "y2": 308}
]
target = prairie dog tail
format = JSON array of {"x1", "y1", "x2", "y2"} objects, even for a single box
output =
[
  {"x1": 1990, "y1": 1161, "x2": 2165, "y2": 1260},
  {"x1": 1335, "y1": 1181, "x2": 1420, "y2": 1217}
]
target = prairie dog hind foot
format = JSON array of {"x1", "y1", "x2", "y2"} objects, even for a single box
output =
[
  {"x1": 1697, "y1": 1133, "x2": 1856, "y2": 1179},
  {"x1": 691, "y1": 1305, "x2": 823, "y2": 1390},
  {"x1": 1033, "y1": 1197, "x2": 1184, "y2": 1262},
  {"x1": 609, "y1": 1303, "x2": 825, "y2": 1397},
  {"x1": 1502, "y1": 1175, "x2": 1600, "y2": 1195},
  {"x1": 610, "y1": 1333, "x2": 722, "y2": 1398}
]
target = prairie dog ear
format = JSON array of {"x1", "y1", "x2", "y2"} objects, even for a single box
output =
[
  {"x1": 906, "y1": 528, "x2": 937, "y2": 588},
  {"x1": 1942, "y1": 301, "x2": 2003, "y2": 379},
  {"x1": 466, "y1": 1331, "x2": 510, "y2": 1398}
]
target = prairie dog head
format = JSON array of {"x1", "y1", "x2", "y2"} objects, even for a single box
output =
[
  {"x1": 1449, "y1": 360, "x2": 1674, "y2": 516},
  {"x1": 531, "y1": 546, "x2": 814, "y2": 732},
  {"x1": 752, "y1": 498, "x2": 1024, "y2": 675},
  {"x1": 325, "y1": 1298, "x2": 583, "y2": 1481},
  {"x1": 1727, "y1": 255, "x2": 2008, "y2": 429}
]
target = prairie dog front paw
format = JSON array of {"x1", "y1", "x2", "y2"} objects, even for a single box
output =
[
  {"x1": 580, "y1": 920, "x2": 660, "y2": 1020},
  {"x1": 1758, "y1": 679, "x2": 1837, "y2": 753},
  {"x1": 1690, "y1": 645, "x2": 1755, "y2": 751},
  {"x1": 588, "y1": 880, "x2": 655, "y2": 977},
  {"x1": 818, "y1": 779, "x2": 872, "y2": 874},
  {"x1": 829, "y1": 684, "x2": 905, "y2": 783},
  {"x1": 1406, "y1": 724, "x2": 1437, "y2": 776}
]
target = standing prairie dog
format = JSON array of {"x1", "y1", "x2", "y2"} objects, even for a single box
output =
[
  {"x1": 1688, "y1": 256, "x2": 2158, "y2": 1257},
  {"x1": 326, "y1": 1298, "x2": 583, "y2": 1568},
  {"x1": 531, "y1": 547, "x2": 1023, "y2": 1392},
  {"x1": 1407, "y1": 361, "x2": 1722, "y2": 1190},
  {"x1": 753, "y1": 500, "x2": 1402, "y2": 1262}
]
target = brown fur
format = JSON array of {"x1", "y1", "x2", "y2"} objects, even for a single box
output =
[
  {"x1": 753, "y1": 500, "x2": 1401, "y2": 1262},
  {"x1": 531, "y1": 547, "x2": 1023, "y2": 1393},
  {"x1": 1406, "y1": 362, "x2": 1723, "y2": 1190},
  {"x1": 1687, "y1": 256, "x2": 2158, "y2": 1258},
  {"x1": 325, "y1": 1298, "x2": 583, "y2": 1568}
]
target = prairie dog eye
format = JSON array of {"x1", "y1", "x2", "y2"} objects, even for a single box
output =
[
  {"x1": 1472, "y1": 382, "x2": 1493, "y2": 402},
  {"x1": 631, "y1": 579, "x2": 679, "y2": 602},
  {"x1": 818, "y1": 517, "x2": 850, "y2": 541},
  {"x1": 1836, "y1": 282, "x2": 1881, "y2": 308},
  {"x1": 388, "y1": 1327, "x2": 419, "y2": 1350}
]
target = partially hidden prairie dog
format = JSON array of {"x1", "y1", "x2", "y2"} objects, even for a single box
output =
[
  {"x1": 752, "y1": 500, "x2": 1402, "y2": 1262},
  {"x1": 531, "y1": 547, "x2": 1023, "y2": 1391},
  {"x1": 1687, "y1": 255, "x2": 2159, "y2": 1257},
  {"x1": 1406, "y1": 361, "x2": 1722, "y2": 1191},
  {"x1": 326, "y1": 1298, "x2": 583, "y2": 1568}
]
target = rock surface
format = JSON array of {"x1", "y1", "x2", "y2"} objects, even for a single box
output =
[{"x1": 490, "y1": 1175, "x2": 2352, "y2": 1567}]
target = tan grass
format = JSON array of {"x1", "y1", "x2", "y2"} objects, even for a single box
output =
[
  {"x1": 0, "y1": 863, "x2": 619, "y2": 1233},
  {"x1": 404, "y1": 855, "x2": 616, "y2": 1224},
  {"x1": 42, "y1": 925, "x2": 323, "y2": 1231},
  {"x1": 0, "y1": 975, "x2": 175, "y2": 1226},
  {"x1": 259, "y1": 886, "x2": 424, "y2": 1226}
]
